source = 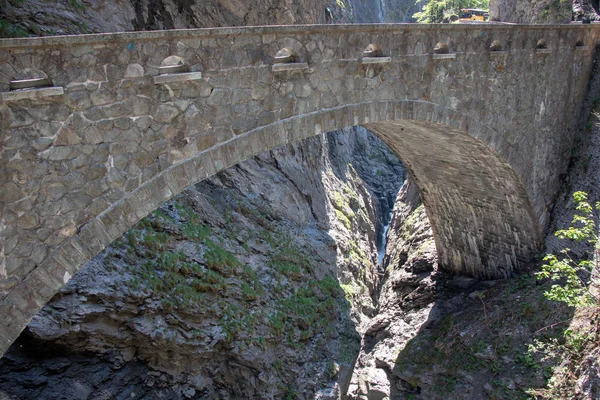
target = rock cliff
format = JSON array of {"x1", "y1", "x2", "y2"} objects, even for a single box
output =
[
  {"x1": 573, "y1": 0, "x2": 600, "y2": 20},
  {"x1": 0, "y1": 128, "x2": 405, "y2": 399},
  {"x1": 1, "y1": 0, "x2": 424, "y2": 38},
  {"x1": 489, "y1": 0, "x2": 573, "y2": 23},
  {"x1": 0, "y1": 0, "x2": 351, "y2": 37},
  {"x1": 347, "y1": 177, "x2": 439, "y2": 398}
]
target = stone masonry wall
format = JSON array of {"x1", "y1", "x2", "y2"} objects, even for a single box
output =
[{"x1": 0, "y1": 23, "x2": 598, "y2": 357}]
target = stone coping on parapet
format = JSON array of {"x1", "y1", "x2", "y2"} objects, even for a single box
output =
[
  {"x1": 153, "y1": 72, "x2": 203, "y2": 84},
  {"x1": 432, "y1": 53, "x2": 457, "y2": 60},
  {"x1": 361, "y1": 57, "x2": 392, "y2": 64},
  {"x1": 1, "y1": 86, "x2": 64, "y2": 101},
  {"x1": 1, "y1": 23, "x2": 599, "y2": 49},
  {"x1": 272, "y1": 63, "x2": 309, "y2": 72},
  {"x1": 489, "y1": 51, "x2": 509, "y2": 58}
]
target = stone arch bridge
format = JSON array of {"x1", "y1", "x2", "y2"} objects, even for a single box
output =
[{"x1": 0, "y1": 23, "x2": 599, "y2": 356}]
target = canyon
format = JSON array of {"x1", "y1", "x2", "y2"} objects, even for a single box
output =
[{"x1": 1, "y1": 0, "x2": 600, "y2": 399}]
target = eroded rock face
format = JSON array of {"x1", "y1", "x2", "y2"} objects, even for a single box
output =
[
  {"x1": 0, "y1": 0, "x2": 352, "y2": 37},
  {"x1": 573, "y1": 0, "x2": 600, "y2": 20},
  {"x1": 0, "y1": 128, "x2": 405, "y2": 399},
  {"x1": 489, "y1": 0, "x2": 572, "y2": 23},
  {"x1": 347, "y1": 177, "x2": 440, "y2": 399}
]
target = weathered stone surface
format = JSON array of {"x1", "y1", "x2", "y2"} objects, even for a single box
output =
[
  {"x1": 0, "y1": 23, "x2": 598, "y2": 358},
  {"x1": 0, "y1": 127, "x2": 399, "y2": 398},
  {"x1": 1, "y1": 87, "x2": 64, "y2": 102},
  {"x1": 489, "y1": 0, "x2": 572, "y2": 23},
  {"x1": 366, "y1": 120, "x2": 540, "y2": 278},
  {"x1": 153, "y1": 71, "x2": 202, "y2": 84}
]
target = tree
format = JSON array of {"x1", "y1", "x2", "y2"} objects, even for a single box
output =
[
  {"x1": 413, "y1": 0, "x2": 489, "y2": 23},
  {"x1": 537, "y1": 191, "x2": 599, "y2": 307}
]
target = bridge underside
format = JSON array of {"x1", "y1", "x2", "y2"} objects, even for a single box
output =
[{"x1": 366, "y1": 120, "x2": 542, "y2": 279}]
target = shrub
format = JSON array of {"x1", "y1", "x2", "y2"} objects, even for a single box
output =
[{"x1": 537, "y1": 191, "x2": 599, "y2": 306}]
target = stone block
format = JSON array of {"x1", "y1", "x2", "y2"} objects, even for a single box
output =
[
  {"x1": 115, "y1": 197, "x2": 140, "y2": 227},
  {"x1": 153, "y1": 72, "x2": 203, "y2": 85},
  {"x1": 432, "y1": 53, "x2": 456, "y2": 60},
  {"x1": 271, "y1": 63, "x2": 309, "y2": 72},
  {"x1": 193, "y1": 152, "x2": 216, "y2": 181},
  {"x1": 164, "y1": 165, "x2": 192, "y2": 197},
  {"x1": 28, "y1": 263, "x2": 63, "y2": 292},
  {"x1": 180, "y1": 158, "x2": 201, "y2": 187},
  {"x1": 290, "y1": 117, "x2": 304, "y2": 142},
  {"x1": 0, "y1": 304, "x2": 29, "y2": 339},
  {"x1": 77, "y1": 219, "x2": 112, "y2": 254},
  {"x1": 1, "y1": 286, "x2": 33, "y2": 316},
  {"x1": 154, "y1": 104, "x2": 180, "y2": 123},
  {"x1": 21, "y1": 273, "x2": 58, "y2": 307},
  {"x1": 125, "y1": 192, "x2": 151, "y2": 221},
  {"x1": 250, "y1": 129, "x2": 268, "y2": 157},
  {"x1": 0, "y1": 329, "x2": 15, "y2": 358},
  {"x1": 361, "y1": 57, "x2": 391, "y2": 64},
  {"x1": 55, "y1": 242, "x2": 89, "y2": 276},
  {"x1": 261, "y1": 123, "x2": 281, "y2": 149},
  {"x1": 221, "y1": 142, "x2": 241, "y2": 170},
  {"x1": 99, "y1": 207, "x2": 129, "y2": 242},
  {"x1": 233, "y1": 135, "x2": 253, "y2": 161},
  {"x1": 1, "y1": 87, "x2": 64, "y2": 102},
  {"x1": 231, "y1": 116, "x2": 258, "y2": 135},
  {"x1": 147, "y1": 175, "x2": 173, "y2": 206},
  {"x1": 132, "y1": 186, "x2": 158, "y2": 216},
  {"x1": 489, "y1": 51, "x2": 508, "y2": 59}
]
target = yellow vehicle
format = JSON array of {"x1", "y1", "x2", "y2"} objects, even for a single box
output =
[{"x1": 459, "y1": 8, "x2": 489, "y2": 22}]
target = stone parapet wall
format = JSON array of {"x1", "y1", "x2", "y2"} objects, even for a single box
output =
[{"x1": 0, "y1": 23, "x2": 599, "y2": 357}]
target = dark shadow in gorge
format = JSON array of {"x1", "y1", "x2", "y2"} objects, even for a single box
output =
[
  {"x1": 385, "y1": 275, "x2": 576, "y2": 400},
  {"x1": 327, "y1": 127, "x2": 406, "y2": 258},
  {"x1": 0, "y1": 127, "x2": 405, "y2": 399},
  {"x1": 375, "y1": 269, "x2": 577, "y2": 400},
  {"x1": 348, "y1": 171, "x2": 577, "y2": 399}
]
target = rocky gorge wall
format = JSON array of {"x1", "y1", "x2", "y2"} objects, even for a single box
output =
[
  {"x1": 0, "y1": 0, "x2": 421, "y2": 38},
  {"x1": 489, "y1": 0, "x2": 600, "y2": 23},
  {"x1": 489, "y1": 0, "x2": 572, "y2": 23},
  {"x1": 2, "y1": 0, "x2": 600, "y2": 398},
  {"x1": 0, "y1": 128, "x2": 406, "y2": 399},
  {"x1": 0, "y1": 0, "x2": 414, "y2": 397},
  {"x1": 0, "y1": 0, "x2": 351, "y2": 37}
]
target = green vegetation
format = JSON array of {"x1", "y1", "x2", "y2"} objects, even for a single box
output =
[
  {"x1": 111, "y1": 205, "x2": 247, "y2": 313},
  {"x1": 267, "y1": 275, "x2": 342, "y2": 344},
  {"x1": 539, "y1": 0, "x2": 571, "y2": 21},
  {"x1": 331, "y1": 187, "x2": 356, "y2": 230},
  {"x1": 268, "y1": 242, "x2": 314, "y2": 280},
  {"x1": 340, "y1": 283, "x2": 356, "y2": 303},
  {"x1": 525, "y1": 191, "x2": 600, "y2": 398},
  {"x1": 413, "y1": 0, "x2": 489, "y2": 23},
  {"x1": 393, "y1": 273, "x2": 571, "y2": 399},
  {"x1": 107, "y1": 199, "x2": 355, "y2": 358},
  {"x1": 325, "y1": 360, "x2": 340, "y2": 380},
  {"x1": 0, "y1": 19, "x2": 28, "y2": 38},
  {"x1": 330, "y1": 188, "x2": 358, "y2": 230},
  {"x1": 537, "y1": 191, "x2": 599, "y2": 307},
  {"x1": 69, "y1": 0, "x2": 85, "y2": 11}
]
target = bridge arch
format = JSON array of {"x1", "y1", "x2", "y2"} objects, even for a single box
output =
[
  {"x1": 0, "y1": 99, "x2": 541, "y2": 356},
  {"x1": 1, "y1": 23, "x2": 598, "y2": 356}
]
